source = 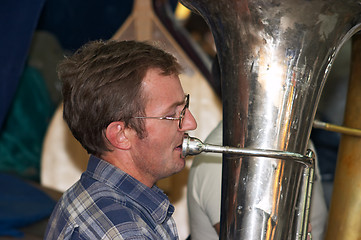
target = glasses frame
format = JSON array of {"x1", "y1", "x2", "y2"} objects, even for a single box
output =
[{"x1": 134, "y1": 94, "x2": 190, "y2": 129}]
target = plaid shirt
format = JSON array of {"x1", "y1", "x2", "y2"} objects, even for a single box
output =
[{"x1": 44, "y1": 155, "x2": 179, "y2": 240}]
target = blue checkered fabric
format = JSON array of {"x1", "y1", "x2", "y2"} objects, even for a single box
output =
[{"x1": 44, "y1": 155, "x2": 178, "y2": 240}]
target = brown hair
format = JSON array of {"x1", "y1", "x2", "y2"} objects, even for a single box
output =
[{"x1": 59, "y1": 40, "x2": 181, "y2": 157}]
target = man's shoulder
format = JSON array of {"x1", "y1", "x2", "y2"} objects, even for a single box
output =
[
  {"x1": 61, "y1": 178, "x2": 143, "y2": 215},
  {"x1": 46, "y1": 161, "x2": 177, "y2": 239},
  {"x1": 46, "y1": 184, "x2": 157, "y2": 239}
]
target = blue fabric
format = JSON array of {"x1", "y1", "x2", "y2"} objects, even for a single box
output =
[
  {"x1": 37, "y1": 0, "x2": 133, "y2": 51},
  {"x1": 310, "y1": 127, "x2": 339, "y2": 182},
  {"x1": 0, "y1": 0, "x2": 45, "y2": 131},
  {"x1": 36, "y1": 0, "x2": 179, "y2": 51},
  {"x1": 0, "y1": 173, "x2": 56, "y2": 237},
  {"x1": 45, "y1": 155, "x2": 178, "y2": 239},
  {"x1": 310, "y1": 115, "x2": 339, "y2": 182}
]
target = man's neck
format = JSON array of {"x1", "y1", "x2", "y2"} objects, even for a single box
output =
[{"x1": 101, "y1": 151, "x2": 156, "y2": 188}]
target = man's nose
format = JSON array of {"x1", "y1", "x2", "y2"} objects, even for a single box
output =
[{"x1": 180, "y1": 109, "x2": 197, "y2": 131}]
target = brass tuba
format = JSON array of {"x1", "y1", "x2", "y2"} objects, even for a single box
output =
[{"x1": 179, "y1": 0, "x2": 361, "y2": 239}]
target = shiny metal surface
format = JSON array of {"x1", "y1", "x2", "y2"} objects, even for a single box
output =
[
  {"x1": 179, "y1": 0, "x2": 361, "y2": 239},
  {"x1": 182, "y1": 133, "x2": 314, "y2": 165}
]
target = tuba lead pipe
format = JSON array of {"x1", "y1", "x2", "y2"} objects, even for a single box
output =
[{"x1": 182, "y1": 133, "x2": 314, "y2": 166}]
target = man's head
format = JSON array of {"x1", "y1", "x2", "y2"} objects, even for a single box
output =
[{"x1": 59, "y1": 40, "x2": 182, "y2": 157}]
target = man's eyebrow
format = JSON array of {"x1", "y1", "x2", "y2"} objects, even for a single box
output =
[
  {"x1": 163, "y1": 95, "x2": 187, "y2": 112},
  {"x1": 176, "y1": 95, "x2": 188, "y2": 107},
  {"x1": 175, "y1": 96, "x2": 186, "y2": 106}
]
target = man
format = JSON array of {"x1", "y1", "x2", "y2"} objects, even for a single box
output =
[
  {"x1": 187, "y1": 121, "x2": 328, "y2": 240},
  {"x1": 45, "y1": 40, "x2": 197, "y2": 239}
]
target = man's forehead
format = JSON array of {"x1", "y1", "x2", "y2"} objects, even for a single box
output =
[{"x1": 146, "y1": 93, "x2": 186, "y2": 106}]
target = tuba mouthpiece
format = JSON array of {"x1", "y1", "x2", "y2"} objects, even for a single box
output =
[{"x1": 182, "y1": 133, "x2": 205, "y2": 157}]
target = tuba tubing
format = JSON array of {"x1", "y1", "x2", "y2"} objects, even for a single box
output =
[{"x1": 179, "y1": 0, "x2": 361, "y2": 239}]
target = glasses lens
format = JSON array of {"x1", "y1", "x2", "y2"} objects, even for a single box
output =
[{"x1": 179, "y1": 94, "x2": 189, "y2": 129}]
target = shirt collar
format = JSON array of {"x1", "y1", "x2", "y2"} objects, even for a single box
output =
[{"x1": 85, "y1": 155, "x2": 174, "y2": 224}]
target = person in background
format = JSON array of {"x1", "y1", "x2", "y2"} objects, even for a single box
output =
[
  {"x1": 45, "y1": 40, "x2": 197, "y2": 239},
  {"x1": 187, "y1": 121, "x2": 328, "y2": 240}
]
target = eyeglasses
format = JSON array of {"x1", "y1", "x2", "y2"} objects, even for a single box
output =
[{"x1": 134, "y1": 94, "x2": 190, "y2": 129}]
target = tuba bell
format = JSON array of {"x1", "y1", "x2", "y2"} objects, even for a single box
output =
[{"x1": 179, "y1": 0, "x2": 361, "y2": 239}]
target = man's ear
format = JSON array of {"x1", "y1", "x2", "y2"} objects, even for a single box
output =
[{"x1": 105, "y1": 122, "x2": 131, "y2": 150}]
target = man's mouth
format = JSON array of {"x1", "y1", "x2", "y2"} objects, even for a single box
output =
[{"x1": 175, "y1": 143, "x2": 182, "y2": 151}]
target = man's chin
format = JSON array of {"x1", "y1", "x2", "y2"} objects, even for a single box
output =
[
  {"x1": 176, "y1": 156, "x2": 186, "y2": 170},
  {"x1": 170, "y1": 156, "x2": 186, "y2": 175}
]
